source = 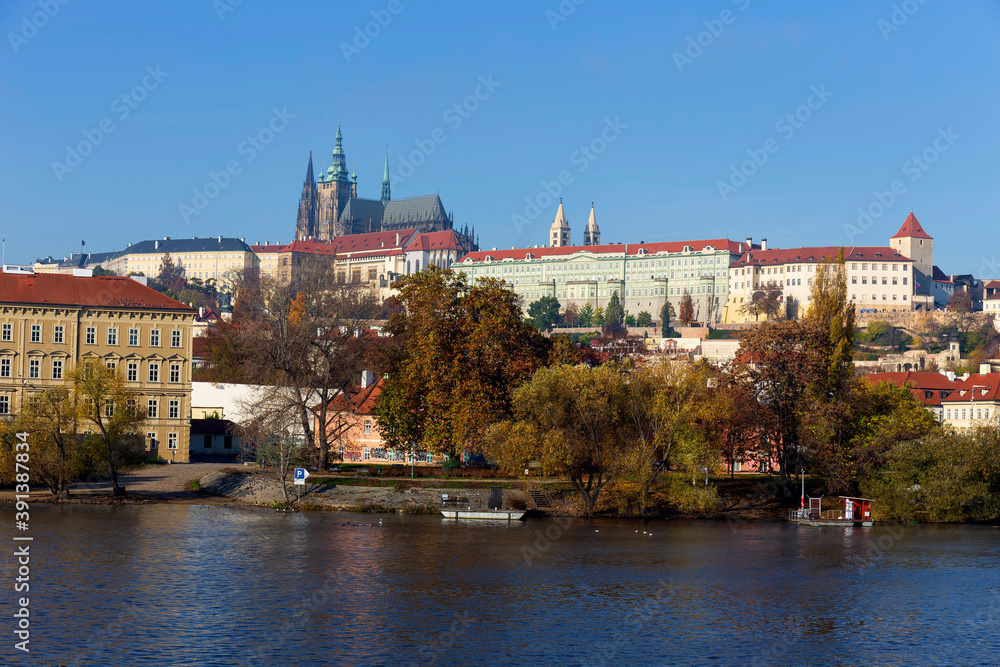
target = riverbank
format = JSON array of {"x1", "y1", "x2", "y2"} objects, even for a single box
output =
[{"x1": 3, "y1": 464, "x2": 795, "y2": 520}]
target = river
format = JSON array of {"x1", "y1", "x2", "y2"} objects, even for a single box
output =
[{"x1": 4, "y1": 504, "x2": 998, "y2": 666}]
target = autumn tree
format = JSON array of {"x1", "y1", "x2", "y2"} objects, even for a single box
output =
[
  {"x1": 678, "y1": 294, "x2": 695, "y2": 325},
  {"x1": 562, "y1": 302, "x2": 580, "y2": 327},
  {"x1": 739, "y1": 281, "x2": 783, "y2": 321},
  {"x1": 71, "y1": 361, "x2": 147, "y2": 496},
  {"x1": 8, "y1": 387, "x2": 89, "y2": 499},
  {"x1": 238, "y1": 397, "x2": 309, "y2": 504},
  {"x1": 593, "y1": 306, "x2": 606, "y2": 326},
  {"x1": 527, "y1": 296, "x2": 562, "y2": 330},
  {"x1": 375, "y1": 268, "x2": 550, "y2": 458},
  {"x1": 484, "y1": 364, "x2": 629, "y2": 515},
  {"x1": 947, "y1": 289, "x2": 973, "y2": 313},
  {"x1": 155, "y1": 252, "x2": 187, "y2": 294}
]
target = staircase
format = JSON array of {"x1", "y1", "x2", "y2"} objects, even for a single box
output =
[{"x1": 529, "y1": 489, "x2": 551, "y2": 508}]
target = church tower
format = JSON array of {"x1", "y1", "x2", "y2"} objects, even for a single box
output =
[
  {"x1": 550, "y1": 200, "x2": 570, "y2": 247},
  {"x1": 583, "y1": 203, "x2": 600, "y2": 246},
  {"x1": 315, "y1": 123, "x2": 355, "y2": 240},
  {"x1": 890, "y1": 211, "x2": 933, "y2": 298},
  {"x1": 381, "y1": 149, "x2": 391, "y2": 205},
  {"x1": 295, "y1": 152, "x2": 318, "y2": 240}
]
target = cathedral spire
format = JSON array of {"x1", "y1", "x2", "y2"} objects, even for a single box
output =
[
  {"x1": 329, "y1": 121, "x2": 350, "y2": 183},
  {"x1": 584, "y1": 202, "x2": 600, "y2": 246},
  {"x1": 381, "y1": 148, "x2": 391, "y2": 205},
  {"x1": 304, "y1": 151, "x2": 314, "y2": 185}
]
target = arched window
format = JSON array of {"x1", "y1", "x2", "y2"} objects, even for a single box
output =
[
  {"x1": 415, "y1": 260, "x2": 420, "y2": 272},
  {"x1": 406, "y1": 260, "x2": 411, "y2": 274}
]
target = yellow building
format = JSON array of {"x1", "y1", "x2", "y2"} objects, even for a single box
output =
[
  {"x1": 0, "y1": 269, "x2": 197, "y2": 461},
  {"x1": 105, "y1": 236, "x2": 256, "y2": 290}
]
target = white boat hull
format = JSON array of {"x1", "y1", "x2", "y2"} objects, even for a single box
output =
[{"x1": 440, "y1": 509, "x2": 526, "y2": 521}]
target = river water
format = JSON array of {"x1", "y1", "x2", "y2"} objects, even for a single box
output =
[{"x1": 4, "y1": 504, "x2": 999, "y2": 666}]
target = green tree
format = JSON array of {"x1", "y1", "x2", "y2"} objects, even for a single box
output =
[
  {"x1": 660, "y1": 302, "x2": 674, "y2": 332},
  {"x1": 71, "y1": 361, "x2": 147, "y2": 496},
  {"x1": 155, "y1": 252, "x2": 186, "y2": 294},
  {"x1": 375, "y1": 268, "x2": 550, "y2": 458},
  {"x1": 636, "y1": 311, "x2": 653, "y2": 327},
  {"x1": 594, "y1": 306, "x2": 606, "y2": 326},
  {"x1": 604, "y1": 291, "x2": 625, "y2": 337},
  {"x1": 578, "y1": 302, "x2": 595, "y2": 327},
  {"x1": 624, "y1": 314, "x2": 636, "y2": 327},
  {"x1": 527, "y1": 295, "x2": 562, "y2": 330}
]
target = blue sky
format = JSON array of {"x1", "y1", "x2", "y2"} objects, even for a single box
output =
[{"x1": 2, "y1": 1, "x2": 998, "y2": 274}]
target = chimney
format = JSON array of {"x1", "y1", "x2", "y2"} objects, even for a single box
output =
[
  {"x1": 361, "y1": 370, "x2": 374, "y2": 389},
  {"x1": 395, "y1": 232, "x2": 400, "y2": 246},
  {"x1": 746, "y1": 237, "x2": 752, "y2": 248},
  {"x1": 155, "y1": 241, "x2": 159, "y2": 250},
  {"x1": 218, "y1": 235, "x2": 222, "y2": 242},
  {"x1": 980, "y1": 364, "x2": 991, "y2": 375},
  {"x1": 761, "y1": 238, "x2": 768, "y2": 251},
  {"x1": 947, "y1": 371, "x2": 956, "y2": 382},
  {"x1": 962, "y1": 373, "x2": 971, "y2": 381}
]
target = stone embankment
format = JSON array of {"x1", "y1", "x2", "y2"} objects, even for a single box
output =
[{"x1": 198, "y1": 469, "x2": 534, "y2": 513}]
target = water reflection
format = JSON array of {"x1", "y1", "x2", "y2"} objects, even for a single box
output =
[{"x1": 19, "y1": 506, "x2": 1000, "y2": 666}]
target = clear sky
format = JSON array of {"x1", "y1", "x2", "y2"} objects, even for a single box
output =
[{"x1": 2, "y1": 1, "x2": 998, "y2": 274}]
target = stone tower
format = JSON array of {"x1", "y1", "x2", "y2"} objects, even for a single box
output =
[
  {"x1": 295, "y1": 152, "x2": 318, "y2": 240},
  {"x1": 314, "y1": 123, "x2": 356, "y2": 239},
  {"x1": 549, "y1": 200, "x2": 571, "y2": 247},
  {"x1": 583, "y1": 203, "x2": 600, "y2": 246},
  {"x1": 890, "y1": 211, "x2": 933, "y2": 297}
]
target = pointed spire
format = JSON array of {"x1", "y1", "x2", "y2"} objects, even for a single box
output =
[
  {"x1": 550, "y1": 201, "x2": 570, "y2": 247},
  {"x1": 891, "y1": 211, "x2": 933, "y2": 240},
  {"x1": 304, "y1": 151, "x2": 315, "y2": 186},
  {"x1": 381, "y1": 148, "x2": 391, "y2": 205},
  {"x1": 584, "y1": 202, "x2": 600, "y2": 245},
  {"x1": 330, "y1": 121, "x2": 350, "y2": 183}
]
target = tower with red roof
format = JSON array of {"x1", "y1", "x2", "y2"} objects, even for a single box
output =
[{"x1": 889, "y1": 211, "x2": 933, "y2": 301}]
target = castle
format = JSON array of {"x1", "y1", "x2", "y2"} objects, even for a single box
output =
[{"x1": 294, "y1": 124, "x2": 477, "y2": 252}]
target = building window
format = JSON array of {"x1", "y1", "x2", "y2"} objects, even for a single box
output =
[
  {"x1": 224, "y1": 435, "x2": 232, "y2": 450},
  {"x1": 168, "y1": 433, "x2": 178, "y2": 450},
  {"x1": 149, "y1": 363, "x2": 159, "y2": 383},
  {"x1": 86, "y1": 327, "x2": 96, "y2": 345},
  {"x1": 364, "y1": 419, "x2": 372, "y2": 434},
  {"x1": 52, "y1": 359, "x2": 63, "y2": 380},
  {"x1": 203, "y1": 434, "x2": 212, "y2": 449},
  {"x1": 105, "y1": 402, "x2": 115, "y2": 418},
  {"x1": 29, "y1": 359, "x2": 40, "y2": 379},
  {"x1": 171, "y1": 330, "x2": 182, "y2": 348},
  {"x1": 169, "y1": 363, "x2": 180, "y2": 383},
  {"x1": 147, "y1": 399, "x2": 158, "y2": 419},
  {"x1": 0, "y1": 396, "x2": 9, "y2": 415},
  {"x1": 363, "y1": 448, "x2": 370, "y2": 461},
  {"x1": 168, "y1": 399, "x2": 179, "y2": 419},
  {"x1": 0, "y1": 359, "x2": 9, "y2": 378},
  {"x1": 127, "y1": 362, "x2": 138, "y2": 382},
  {"x1": 129, "y1": 328, "x2": 139, "y2": 346},
  {"x1": 1, "y1": 324, "x2": 11, "y2": 342},
  {"x1": 150, "y1": 329, "x2": 161, "y2": 347},
  {"x1": 147, "y1": 432, "x2": 158, "y2": 450},
  {"x1": 107, "y1": 328, "x2": 118, "y2": 346},
  {"x1": 30, "y1": 324, "x2": 41, "y2": 343},
  {"x1": 54, "y1": 325, "x2": 64, "y2": 344},
  {"x1": 903, "y1": 277, "x2": 908, "y2": 285}
]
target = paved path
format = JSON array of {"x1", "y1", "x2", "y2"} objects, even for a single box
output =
[{"x1": 68, "y1": 462, "x2": 235, "y2": 500}]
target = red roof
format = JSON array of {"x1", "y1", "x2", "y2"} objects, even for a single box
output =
[
  {"x1": 864, "y1": 371, "x2": 959, "y2": 406},
  {"x1": 0, "y1": 273, "x2": 194, "y2": 310},
  {"x1": 320, "y1": 379, "x2": 382, "y2": 415},
  {"x1": 941, "y1": 374, "x2": 1000, "y2": 404},
  {"x1": 891, "y1": 212, "x2": 933, "y2": 240},
  {"x1": 984, "y1": 280, "x2": 1000, "y2": 289},
  {"x1": 252, "y1": 229, "x2": 418, "y2": 256},
  {"x1": 731, "y1": 246, "x2": 909, "y2": 268},
  {"x1": 405, "y1": 230, "x2": 464, "y2": 253},
  {"x1": 463, "y1": 239, "x2": 749, "y2": 263}
]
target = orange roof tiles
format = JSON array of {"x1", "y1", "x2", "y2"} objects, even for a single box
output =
[{"x1": 891, "y1": 212, "x2": 933, "y2": 240}]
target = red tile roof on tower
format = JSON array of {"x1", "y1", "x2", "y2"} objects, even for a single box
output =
[
  {"x1": 0, "y1": 273, "x2": 194, "y2": 310},
  {"x1": 462, "y1": 239, "x2": 751, "y2": 263},
  {"x1": 730, "y1": 246, "x2": 910, "y2": 268},
  {"x1": 891, "y1": 212, "x2": 933, "y2": 240}
]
